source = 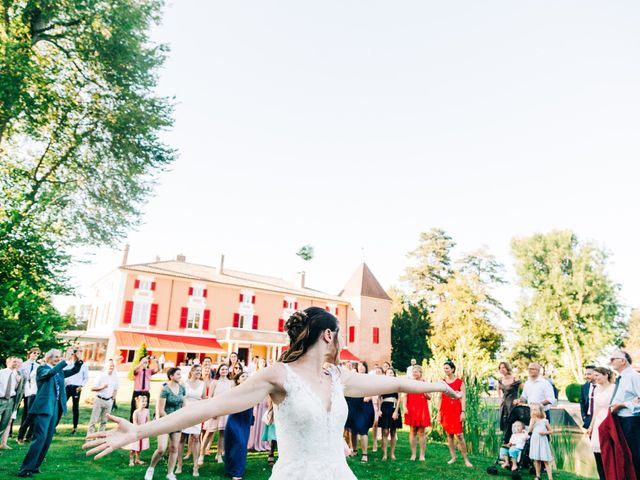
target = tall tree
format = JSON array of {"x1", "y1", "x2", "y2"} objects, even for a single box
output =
[
  {"x1": 0, "y1": 0, "x2": 175, "y2": 358},
  {"x1": 623, "y1": 309, "x2": 640, "y2": 362},
  {"x1": 391, "y1": 300, "x2": 432, "y2": 372},
  {"x1": 511, "y1": 230, "x2": 624, "y2": 383},
  {"x1": 401, "y1": 228, "x2": 455, "y2": 302}
]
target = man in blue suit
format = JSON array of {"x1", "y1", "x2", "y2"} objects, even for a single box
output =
[
  {"x1": 18, "y1": 349, "x2": 83, "y2": 477},
  {"x1": 579, "y1": 364, "x2": 596, "y2": 429}
]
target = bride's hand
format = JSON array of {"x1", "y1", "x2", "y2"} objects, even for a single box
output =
[
  {"x1": 439, "y1": 381, "x2": 462, "y2": 400},
  {"x1": 83, "y1": 415, "x2": 138, "y2": 459}
]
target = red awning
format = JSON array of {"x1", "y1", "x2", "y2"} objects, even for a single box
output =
[
  {"x1": 114, "y1": 330, "x2": 224, "y2": 353},
  {"x1": 340, "y1": 349, "x2": 360, "y2": 362}
]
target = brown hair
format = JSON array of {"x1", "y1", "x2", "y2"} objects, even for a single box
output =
[
  {"x1": 593, "y1": 366, "x2": 615, "y2": 383},
  {"x1": 280, "y1": 307, "x2": 339, "y2": 365},
  {"x1": 499, "y1": 361, "x2": 512, "y2": 374}
]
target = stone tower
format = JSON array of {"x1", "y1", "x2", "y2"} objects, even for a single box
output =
[{"x1": 339, "y1": 263, "x2": 392, "y2": 365}]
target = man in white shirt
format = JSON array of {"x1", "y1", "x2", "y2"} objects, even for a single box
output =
[
  {"x1": 17, "y1": 348, "x2": 40, "y2": 443},
  {"x1": 0, "y1": 356, "x2": 21, "y2": 447},
  {"x1": 87, "y1": 360, "x2": 119, "y2": 434},
  {"x1": 515, "y1": 362, "x2": 556, "y2": 420},
  {"x1": 62, "y1": 351, "x2": 89, "y2": 434},
  {"x1": 609, "y1": 350, "x2": 640, "y2": 476}
]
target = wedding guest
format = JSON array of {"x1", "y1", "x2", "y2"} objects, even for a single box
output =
[
  {"x1": 144, "y1": 367, "x2": 185, "y2": 480},
  {"x1": 224, "y1": 371, "x2": 253, "y2": 480},
  {"x1": 17, "y1": 349, "x2": 83, "y2": 477},
  {"x1": 0, "y1": 356, "x2": 21, "y2": 447},
  {"x1": 63, "y1": 351, "x2": 89, "y2": 434},
  {"x1": 131, "y1": 356, "x2": 158, "y2": 421},
  {"x1": 262, "y1": 396, "x2": 277, "y2": 466},
  {"x1": 586, "y1": 367, "x2": 615, "y2": 480},
  {"x1": 176, "y1": 365, "x2": 205, "y2": 477},
  {"x1": 609, "y1": 350, "x2": 640, "y2": 477},
  {"x1": 196, "y1": 360, "x2": 214, "y2": 466},
  {"x1": 17, "y1": 348, "x2": 41, "y2": 444},
  {"x1": 369, "y1": 367, "x2": 382, "y2": 453},
  {"x1": 406, "y1": 359, "x2": 417, "y2": 377},
  {"x1": 403, "y1": 365, "x2": 430, "y2": 461},
  {"x1": 440, "y1": 360, "x2": 473, "y2": 468},
  {"x1": 528, "y1": 403, "x2": 553, "y2": 480},
  {"x1": 2, "y1": 357, "x2": 24, "y2": 445},
  {"x1": 497, "y1": 361, "x2": 521, "y2": 431},
  {"x1": 516, "y1": 363, "x2": 556, "y2": 421},
  {"x1": 200, "y1": 364, "x2": 233, "y2": 464},
  {"x1": 88, "y1": 360, "x2": 119, "y2": 434},
  {"x1": 248, "y1": 360, "x2": 269, "y2": 452},
  {"x1": 379, "y1": 368, "x2": 402, "y2": 461},
  {"x1": 350, "y1": 362, "x2": 377, "y2": 463},
  {"x1": 123, "y1": 395, "x2": 150, "y2": 466},
  {"x1": 580, "y1": 365, "x2": 597, "y2": 430}
]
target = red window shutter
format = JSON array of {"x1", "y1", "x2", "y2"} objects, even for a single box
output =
[
  {"x1": 233, "y1": 313, "x2": 240, "y2": 328},
  {"x1": 189, "y1": 287, "x2": 194, "y2": 296},
  {"x1": 239, "y1": 293, "x2": 244, "y2": 303},
  {"x1": 278, "y1": 319, "x2": 284, "y2": 332},
  {"x1": 325, "y1": 306, "x2": 330, "y2": 311},
  {"x1": 203, "y1": 309, "x2": 210, "y2": 330},
  {"x1": 349, "y1": 326, "x2": 355, "y2": 343},
  {"x1": 180, "y1": 307, "x2": 188, "y2": 328},
  {"x1": 373, "y1": 327, "x2": 379, "y2": 344},
  {"x1": 335, "y1": 307, "x2": 339, "y2": 315},
  {"x1": 294, "y1": 301, "x2": 298, "y2": 310},
  {"x1": 251, "y1": 295, "x2": 256, "y2": 304},
  {"x1": 134, "y1": 279, "x2": 140, "y2": 289},
  {"x1": 203, "y1": 289, "x2": 208, "y2": 298},
  {"x1": 123, "y1": 301, "x2": 134, "y2": 324},
  {"x1": 151, "y1": 281, "x2": 156, "y2": 291},
  {"x1": 252, "y1": 315, "x2": 258, "y2": 330},
  {"x1": 149, "y1": 303, "x2": 158, "y2": 326},
  {"x1": 283, "y1": 300, "x2": 288, "y2": 308}
]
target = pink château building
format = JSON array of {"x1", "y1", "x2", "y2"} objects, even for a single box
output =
[{"x1": 78, "y1": 252, "x2": 392, "y2": 368}]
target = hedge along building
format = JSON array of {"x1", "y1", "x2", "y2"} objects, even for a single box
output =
[{"x1": 79, "y1": 250, "x2": 392, "y2": 368}]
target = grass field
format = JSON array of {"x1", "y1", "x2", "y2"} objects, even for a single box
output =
[{"x1": 0, "y1": 407, "x2": 594, "y2": 479}]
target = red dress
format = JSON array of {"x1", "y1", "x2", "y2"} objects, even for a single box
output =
[
  {"x1": 440, "y1": 377, "x2": 463, "y2": 435},
  {"x1": 404, "y1": 393, "x2": 432, "y2": 428}
]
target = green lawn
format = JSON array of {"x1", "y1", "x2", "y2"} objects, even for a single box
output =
[{"x1": 0, "y1": 407, "x2": 594, "y2": 479}]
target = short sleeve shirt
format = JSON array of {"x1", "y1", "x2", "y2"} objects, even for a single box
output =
[{"x1": 160, "y1": 384, "x2": 185, "y2": 415}]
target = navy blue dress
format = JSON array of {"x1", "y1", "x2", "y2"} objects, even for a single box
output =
[
  {"x1": 224, "y1": 407, "x2": 254, "y2": 477},
  {"x1": 351, "y1": 397, "x2": 375, "y2": 436}
]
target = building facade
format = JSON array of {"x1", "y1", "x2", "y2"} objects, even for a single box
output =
[{"x1": 78, "y1": 253, "x2": 392, "y2": 369}]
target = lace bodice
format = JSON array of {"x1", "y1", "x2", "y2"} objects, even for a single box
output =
[{"x1": 271, "y1": 364, "x2": 356, "y2": 480}]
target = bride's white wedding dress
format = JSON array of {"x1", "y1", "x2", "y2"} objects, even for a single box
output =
[{"x1": 270, "y1": 364, "x2": 356, "y2": 480}]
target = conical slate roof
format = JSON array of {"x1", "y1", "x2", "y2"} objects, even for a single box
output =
[{"x1": 339, "y1": 263, "x2": 391, "y2": 301}]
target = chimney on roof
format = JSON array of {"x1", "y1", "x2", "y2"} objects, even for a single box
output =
[
  {"x1": 296, "y1": 271, "x2": 306, "y2": 289},
  {"x1": 219, "y1": 254, "x2": 225, "y2": 275},
  {"x1": 155, "y1": 255, "x2": 160, "y2": 262},
  {"x1": 176, "y1": 253, "x2": 186, "y2": 262},
  {"x1": 121, "y1": 244, "x2": 130, "y2": 266}
]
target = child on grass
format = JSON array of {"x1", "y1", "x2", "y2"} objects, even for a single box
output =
[
  {"x1": 123, "y1": 395, "x2": 150, "y2": 466},
  {"x1": 528, "y1": 403, "x2": 553, "y2": 480}
]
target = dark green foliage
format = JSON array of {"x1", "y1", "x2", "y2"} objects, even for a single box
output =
[
  {"x1": 391, "y1": 300, "x2": 432, "y2": 371},
  {"x1": 565, "y1": 383, "x2": 581, "y2": 404}
]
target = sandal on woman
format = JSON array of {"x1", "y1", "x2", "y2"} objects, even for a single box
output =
[
  {"x1": 361, "y1": 454, "x2": 368, "y2": 464},
  {"x1": 267, "y1": 455, "x2": 275, "y2": 466}
]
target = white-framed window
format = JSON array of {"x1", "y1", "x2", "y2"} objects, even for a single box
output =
[
  {"x1": 187, "y1": 308, "x2": 202, "y2": 329},
  {"x1": 191, "y1": 286, "x2": 204, "y2": 298},
  {"x1": 284, "y1": 298, "x2": 297, "y2": 310},
  {"x1": 138, "y1": 279, "x2": 152, "y2": 291},
  {"x1": 132, "y1": 302, "x2": 151, "y2": 326}
]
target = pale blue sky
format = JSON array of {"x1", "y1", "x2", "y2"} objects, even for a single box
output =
[{"x1": 59, "y1": 1, "x2": 640, "y2": 319}]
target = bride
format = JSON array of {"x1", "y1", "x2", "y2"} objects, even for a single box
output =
[{"x1": 84, "y1": 307, "x2": 462, "y2": 479}]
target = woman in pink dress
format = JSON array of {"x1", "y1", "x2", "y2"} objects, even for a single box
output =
[
  {"x1": 123, "y1": 395, "x2": 150, "y2": 466},
  {"x1": 199, "y1": 364, "x2": 233, "y2": 463},
  {"x1": 586, "y1": 367, "x2": 616, "y2": 480}
]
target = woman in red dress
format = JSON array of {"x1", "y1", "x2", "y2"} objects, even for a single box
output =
[
  {"x1": 403, "y1": 365, "x2": 431, "y2": 461},
  {"x1": 440, "y1": 361, "x2": 473, "y2": 468}
]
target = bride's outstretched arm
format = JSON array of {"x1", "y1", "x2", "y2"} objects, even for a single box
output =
[
  {"x1": 83, "y1": 366, "x2": 280, "y2": 459},
  {"x1": 342, "y1": 369, "x2": 461, "y2": 399}
]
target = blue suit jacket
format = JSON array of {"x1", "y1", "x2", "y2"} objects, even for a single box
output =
[
  {"x1": 580, "y1": 382, "x2": 594, "y2": 427},
  {"x1": 30, "y1": 360, "x2": 83, "y2": 417}
]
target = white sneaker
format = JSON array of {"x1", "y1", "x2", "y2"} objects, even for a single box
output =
[{"x1": 144, "y1": 467, "x2": 155, "y2": 480}]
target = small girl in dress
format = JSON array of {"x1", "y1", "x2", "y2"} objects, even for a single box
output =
[
  {"x1": 124, "y1": 395, "x2": 150, "y2": 466},
  {"x1": 499, "y1": 420, "x2": 528, "y2": 470},
  {"x1": 528, "y1": 403, "x2": 553, "y2": 480}
]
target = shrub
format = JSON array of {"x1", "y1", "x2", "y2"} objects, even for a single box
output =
[{"x1": 565, "y1": 383, "x2": 581, "y2": 403}]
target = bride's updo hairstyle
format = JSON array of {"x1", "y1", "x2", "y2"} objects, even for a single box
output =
[{"x1": 280, "y1": 307, "x2": 339, "y2": 364}]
